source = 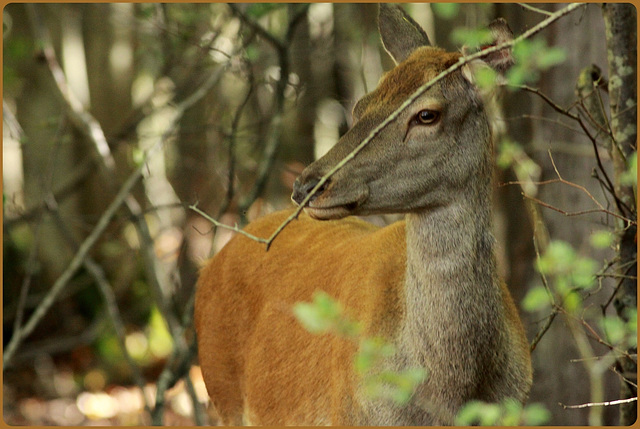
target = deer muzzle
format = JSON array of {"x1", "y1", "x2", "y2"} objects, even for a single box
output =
[{"x1": 291, "y1": 171, "x2": 369, "y2": 220}]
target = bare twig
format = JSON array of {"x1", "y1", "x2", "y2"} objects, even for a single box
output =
[
  {"x1": 562, "y1": 310, "x2": 612, "y2": 425},
  {"x1": 13, "y1": 319, "x2": 101, "y2": 361},
  {"x1": 26, "y1": 4, "x2": 231, "y2": 348},
  {"x1": 216, "y1": 71, "x2": 254, "y2": 220},
  {"x1": 562, "y1": 309, "x2": 636, "y2": 362},
  {"x1": 228, "y1": 4, "x2": 284, "y2": 51},
  {"x1": 26, "y1": 4, "x2": 115, "y2": 171},
  {"x1": 528, "y1": 213, "x2": 556, "y2": 353},
  {"x1": 150, "y1": 292, "x2": 199, "y2": 425},
  {"x1": 26, "y1": 3, "x2": 175, "y2": 341},
  {"x1": 184, "y1": 373, "x2": 206, "y2": 425},
  {"x1": 505, "y1": 151, "x2": 636, "y2": 226},
  {"x1": 234, "y1": 5, "x2": 310, "y2": 222},
  {"x1": 530, "y1": 309, "x2": 559, "y2": 353},
  {"x1": 4, "y1": 52, "x2": 230, "y2": 372},
  {"x1": 518, "y1": 3, "x2": 553, "y2": 16},
  {"x1": 570, "y1": 354, "x2": 638, "y2": 365},
  {"x1": 190, "y1": 204, "x2": 268, "y2": 245},
  {"x1": 47, "y1": 205, "x2": 152, "y2": 413},
  {"x1": 609, "y1": 364, "x2": 639, "y2": 389},
  {"x1": 193, "y1": 4, "x2": 588, "y2": 249},
  {"x1": 3, "y1": 158, "x2": 96, "y2": 229},
  {"x1": 261, "y1": 2, "x2": 587, "y2": 249},
  {"x1": 601, "y1": 260, "x2": 638, "y2": 313},
  {"x1": 3, "y1": 154, "x2": 147, "y2": 367},
  {"x1": 11, "y1": 212, "x2": 44, "y2": 344},
  {"x1": 513, "y1": 114, "x2": 587, "y2": 138},
  {"x1": 560, "y1": 396, "x2": 637, "y2": 409},
  {"x1": 522, "y1": 193, "x2": 630, "y2": 223},
  {"x1": 515, "y1": 84, "x2": 633, "y2": 216}
]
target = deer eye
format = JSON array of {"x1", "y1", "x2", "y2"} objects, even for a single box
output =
[{"x1": 415, "y1": 109, "x2": 440, "y2": 125}]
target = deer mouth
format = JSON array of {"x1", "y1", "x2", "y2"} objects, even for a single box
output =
[
  {"x1": 292, "y1": 175, "x2": 369, "y2": 220},
  {"x1": 304, "y1": 201, "x2": 361, "y2": 220},
  {"x1": 302, "y1": 186, "x2": 369, "y2": 220}
]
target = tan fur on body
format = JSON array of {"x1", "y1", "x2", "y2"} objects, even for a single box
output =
[
  {"x1": 195, "y1": 4, "x2": 532, "y2": 425},
  {"x1": 196, "y1": 212, "x2": 406, "y2": 424}
]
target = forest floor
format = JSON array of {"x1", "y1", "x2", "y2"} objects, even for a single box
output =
[{"x1": 3, "y1": 365, "x2": 212, "y2": 425}]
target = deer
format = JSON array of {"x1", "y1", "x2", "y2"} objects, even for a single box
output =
[{"x1": 195, "y1": 4, "x2": 532, "y2": 425}]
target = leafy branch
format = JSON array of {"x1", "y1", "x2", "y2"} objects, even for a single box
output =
[{"x1": 293, "y1": 291, "x2": 427, "y2": 406}]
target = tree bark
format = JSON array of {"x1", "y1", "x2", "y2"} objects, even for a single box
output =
[{"x1": 603, "y1": 4, "x2": 638, "y2": 426}]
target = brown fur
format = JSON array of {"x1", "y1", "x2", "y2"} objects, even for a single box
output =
[
  {"x1": 195, "y1": 4, "x2": 532, "y2": 425},
  {"x1": 196, "y1": 212, "x2": 407, "y2": 424}
]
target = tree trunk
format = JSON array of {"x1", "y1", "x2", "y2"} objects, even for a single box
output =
[
  {"x1": 603, "y1": 4, "x2": 638, "y2": 426},
  {"x1": 13, "y1": 4, "x2": 82, "y2": 281}
]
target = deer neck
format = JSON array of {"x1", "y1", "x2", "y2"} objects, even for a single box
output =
[
  {"x1": 398, "y1": 182, "x2": 506, "y2": 405},
  {"x1": 404, "y1": 186, "x2": 496, "y2": 285}
]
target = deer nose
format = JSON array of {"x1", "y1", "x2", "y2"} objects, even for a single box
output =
[{"x1": 292, "y1": 177, "x2": 328, "y2": 206}]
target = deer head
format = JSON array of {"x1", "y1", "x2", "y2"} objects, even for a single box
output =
[{"x1": 292, "y1": 4, "x2": 513, "y2": 220}]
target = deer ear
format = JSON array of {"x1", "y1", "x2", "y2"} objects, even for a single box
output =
[
  {"x1": 378, "y1": 4, "x2": 431, "y2": 65},
  {"x1": 481, "y1": 18, "x2": 514, "y2": 73},
  {"x1": 461, "y1": 18, "x2": 514, "y2": 87}
]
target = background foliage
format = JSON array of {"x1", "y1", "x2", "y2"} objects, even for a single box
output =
[{"x1": 3, "y1": 3, "x2": 636, "y2": 425}]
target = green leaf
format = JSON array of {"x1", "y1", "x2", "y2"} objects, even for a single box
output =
[
  {"x1": 245, "y1": 45, "x2": 260, "y2": 62},
  {"x1": 451, "y1": 27, "x2": 493, "y2": 49},
  {"x1": 512, "y1": 39, "x2": 534, "y2": 62},
  {"x1": 456, "y1": 401, "x2": 503, "y2": 426},
  {"x1": 473, "y1": 66, "x2": 499, "y2": 92},
  {"x1": 456, "y1": 400, "x2": 550, "y2": 426},
  {"x1": 507, "y1": 38, "x2": 566, "y2": 87},
  {"x1": 369, "y1": 368, "x2": 427, "y2": 406},
  {"x1": 497, "y1": 139, "x2": 518, "y2": 169},
  {"x1": 148, "y1": 305, "x2": 173, "y2": 358},
  {"x1": 292, "y1": 300, "x2": 332, "y2": 334},
  {"x1": 571, "y1": 258, "x2": 598, "y2": 289},
  {"x1": 455, "y1": 401, "x2": 486, "y2": 425},
  {"x1": 293, "y1": 291, "x2": 361, "y2": 336},
  {"x1": 620, "y1": 151, "x2": 637, "y2": 186},
  {"x1": 536, "y1": 240, "x2": 577, "y2": 275},
  {"x1": 600, "y1": 315, "x2": 627, "y2": 346},
  {"x1": 501, "y1": 399, "x2": 523, "y2": 426},
  {"x1": 506, "y1": 64, "x2": 537, "y2": 87},
  {"x1": 521, "y1": 403, "x2": 551, "y2": 425},
  {"x1": 590, "y1": 230, "x2": 615, "y2": 249},
  {"x1": 432, "y1": 3, "x2": 460, "y2": 20},
  {"x1": 626, "y1": 309, "x2": 638, "y2": 347},
  {"x1": 355, "y1": 337, "x2": 395, "y2": 374},
  {"x1": 562, "y1": 291, "x2": 582, "y2": 314},
  {"x1": 522, "y1": 286, "x2": 551, "y2": 312},
  {"x1": 293, "y1": 304, "x2": 327, "y2": 333},
  {"x1": 132, "y1": 148, "x2": 145, "y2": 167},
  {"x1": 626, "y1": 308, "x2": 638, "y2": 331},
  {"x1": 537, "y1": 46, "x2": 567, "y2": 69},
  {"x1": 480, "y1": 404, "x2": 503, "y2": 426}
]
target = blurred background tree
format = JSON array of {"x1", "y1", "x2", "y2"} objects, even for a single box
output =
[{"x1": 3, "y1": 3, "x2": 636, "y2": 425}]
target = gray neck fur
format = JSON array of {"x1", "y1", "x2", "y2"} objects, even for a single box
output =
[{"x1": 396, "y1": 183, "x2": 508, "y2": 423}]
